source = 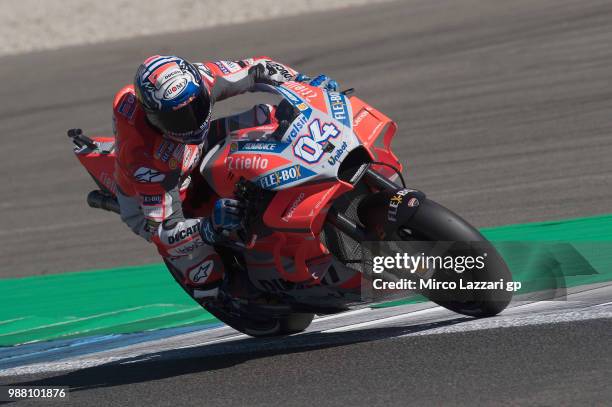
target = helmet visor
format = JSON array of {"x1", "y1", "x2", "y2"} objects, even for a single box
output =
[{"x1": 148, "y1": 91, "x2": 212, "y2": 144}]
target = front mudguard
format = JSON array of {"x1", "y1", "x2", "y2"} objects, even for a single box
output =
[{"x1": 357, "y1": 188, "x2": 426, "y2": 239}]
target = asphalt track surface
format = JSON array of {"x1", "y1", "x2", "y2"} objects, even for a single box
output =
[{"x1": 1, "y1": 0, "x2": 611, "y2": 405}]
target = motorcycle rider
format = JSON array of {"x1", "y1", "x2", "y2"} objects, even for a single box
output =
[{"x1": 113, "y1": 55, "x2": 338, "y2": 302}]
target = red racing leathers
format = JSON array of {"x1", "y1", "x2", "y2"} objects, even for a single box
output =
[{"x1": 112, "y1": 57, "x2": 297, "y2": 300}]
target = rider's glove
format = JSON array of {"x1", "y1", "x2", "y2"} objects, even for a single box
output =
[
  {"x1": 250, "y1": 60, "x2": 297, "y2": 85},
  {"x1": 213, "y1": 198, "x2": 245, "y2": 231},
  {"x1": 200, "y1": 218, "x2": 218, "y2": 245},
  {"x1": 200, "y1": 199, "x2": 246, "y2": 244},
  {"x1": 295, "y1": 73, "x2": 339, "y2": 92}
]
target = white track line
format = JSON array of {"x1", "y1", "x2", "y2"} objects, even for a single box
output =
[
  {"x1": 398, "y1": 308, "x2": 612, "y2": 338},
  {"x1": 313, "y1": 308, "x2": 370, "y2": 322},
  {"x1": 173, "y1": 333, "x2": 249, "y2": 350},
  {"x1": 0, "y1": 305, "x2": 197, "y2": 339},
  {"x1": 322, "y1": 306, "x2": 444, "y2": 333}
]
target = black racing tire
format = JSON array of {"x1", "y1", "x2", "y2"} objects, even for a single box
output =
[
  {"x1": 204, "y1": 304, "x2": 314, "y2": 337},
  {"x1": 393, "y1": 199, "x2": 512, "y2": 317},
  {"x1": 278, "y1": 312, "x2": 316, "y2": 334}
]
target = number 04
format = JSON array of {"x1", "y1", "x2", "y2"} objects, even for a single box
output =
[{"x1": 293, "y1": 119, "x2": 339, "y2": 163}]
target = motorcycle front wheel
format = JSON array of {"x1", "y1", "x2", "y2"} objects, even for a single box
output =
[
  {"x1": 357, "y1": 196, "x2": 513, "y2": 317},
  {"x1": 394, "y1": 198, "x2": 512, "y2": 316}
]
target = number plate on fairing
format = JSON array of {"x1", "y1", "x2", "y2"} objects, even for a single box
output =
[{"x1": 202, "y1": 82, "x2": 363, "y2": 197}]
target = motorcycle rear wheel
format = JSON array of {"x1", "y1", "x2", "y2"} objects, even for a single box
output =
[
  {"x1": 164, "y1": 258, "x2": 314, "y2": 337},
  {"x1": 204, "y1": 304, "x2": 314, "y2": 337}
]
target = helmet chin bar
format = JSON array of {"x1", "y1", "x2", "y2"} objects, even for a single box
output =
[
  {"x1": 146, "y1": 110, "x2": 211, "y2": 146},
  {"x1": 164, "y1": 127, "x2": 209, "y2": 145}
]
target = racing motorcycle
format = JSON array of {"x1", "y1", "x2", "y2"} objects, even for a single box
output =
[{"x1": 68, "y1": 81, "x2": 512, "y2": 337}]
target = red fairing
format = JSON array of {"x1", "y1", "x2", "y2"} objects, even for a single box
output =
[
  {"x1": 263, "y1": 181, "x2": 350, "y2": 232},
  {"x1": 74, "y1": 137, "x2": 117, "y2": 195},
  {"x1": 258, "y1": 181, "x2": 353, "y2": 283},
  {"x1": 349, "y1": 96, "x2": 402, "y2": 179},
  {"x1": 208, "y1": 144, "x2": 291, "y2": 199}
]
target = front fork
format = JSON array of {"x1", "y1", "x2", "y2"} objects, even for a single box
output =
[{"x1": 326, "y1": 168, "x2": 425, "y2": 242}]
